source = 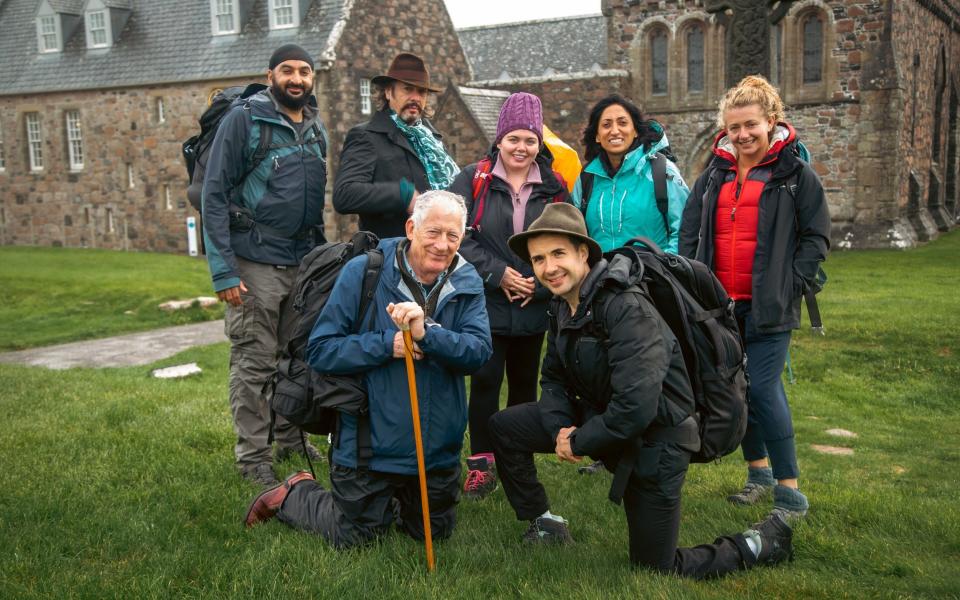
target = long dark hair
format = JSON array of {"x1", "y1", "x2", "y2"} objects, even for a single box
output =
[{"x1": 581, "y1": 94, "x2": 660, "y2": 163}]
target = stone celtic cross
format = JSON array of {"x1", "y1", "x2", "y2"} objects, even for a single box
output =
[{"x1": 705, "y1": 0, "x2": 795, "y2": 87}]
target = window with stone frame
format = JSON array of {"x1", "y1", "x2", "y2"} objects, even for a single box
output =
[
  {"x1": 0, "y1": 124, "x2": 5, "y2": 172},
  {"x1": 360, "y1": 79, "x2": 371, "y2": 115},
  {"x1": 802, "y1": 14, "x2": 824, "y2": 84},
  {"x1": 66, "y1": 110, "x2": 84, "y2": 171},
  {"x1": 86, "y1": 10, "x2": 109, "y2": 48},
  {"x1": 156, "y1": 97, "x2": 166, "y2": 124},
  {"x1": 270, "y1": 0, "x2": 296, "y2": 29},
  {"x1": 213, "y1": 0, "x2": 236, "y2": 35},
  {"x1": 651, "y1": 28, "x2": 669, "y2": 96},
  {"x1": 38, "y1": 15, "x2": 59, "y2": 52},
  {"x1": 686, "y1": 25, "x2": 705, "y2": 93},
  {"x1": 26, "y1": 112, "x2": 44, "y2": 171}
]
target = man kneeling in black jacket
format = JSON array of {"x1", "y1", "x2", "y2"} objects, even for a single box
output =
[{"x1": 491, "y1": 203, "x2": 792, "y2": 578}]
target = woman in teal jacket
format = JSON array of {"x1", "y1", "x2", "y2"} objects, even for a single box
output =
[{"x1": 571, "y1": 94, "x2": 688, "y2": 254}]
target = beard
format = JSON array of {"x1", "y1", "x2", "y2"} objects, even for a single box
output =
[{"x1": 271, "y1": 81, "x2": 311, "y2": 110}]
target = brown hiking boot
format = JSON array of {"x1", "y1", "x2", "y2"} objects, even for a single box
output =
[{"x1": 244, "y1": 470, "x2": 314, "y2": 527}]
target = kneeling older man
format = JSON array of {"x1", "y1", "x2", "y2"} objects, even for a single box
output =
[
  {"x1": 245, "y1": 190, "x2": 492, "y2": 548},
  {"x1": 490, "y1": 203, "x2": 793, "y2": 578}
]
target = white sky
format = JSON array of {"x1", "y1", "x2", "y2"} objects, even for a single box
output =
[{"x1": 444, "y1": 0, "x2": 602, "y2": 28}]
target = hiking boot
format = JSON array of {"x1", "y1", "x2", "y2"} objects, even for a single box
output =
[
  {"x1": 577, "y1": 460, "x2": 606, "y2": 475},
  {"x1": 769, "y1": 484, "x2": 809, "y2": 524},
  {"x1": 747, "y1": 512, "x2": 794, "y2": 565},
  {"x1": 463, "y1": 456, "x2": 497, "y2": 500},
  {"x1": 275, "y1": 440, "x2": 324, "y2": 463},
  {"x1": 241, "y1": 462, "x2": 279, "y2": 487},
  {"x1": 244, "y1": 470, "x2": 315, "y2": 527},
  {"x1": 727, "y1": 482, "x2": 773, "y2": 506},
  {"x1": 522, "y1": 515, "x2": 574, "y2": 545},
  {"x1": 768, "y1": 505, "x2": 808, "y2": 526}
]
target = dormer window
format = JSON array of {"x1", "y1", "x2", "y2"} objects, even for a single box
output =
[
  {"x1": 270, "y1": 0, "x2": 296, "y2": 29},
  {"x1": 37, "y1": 14, "x2": 61, "y2": 52},
  {"x1": 212, "y1": 0, "x2": 237, "y2": 35},
  {"x1": 86, "y1": 10, "x2": 109, "y2": 48}
]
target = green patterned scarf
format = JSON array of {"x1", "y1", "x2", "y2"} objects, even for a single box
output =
[{"x1": 390, "y1": 112, "x2": 460, "y2": 190}]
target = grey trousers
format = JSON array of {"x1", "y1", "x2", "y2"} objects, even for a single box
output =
[
  {"x1": 277, "y1": 463, "x2": 461, "y2": 549},
  {"x1": 225, "y1": 257, "x2": 302, "y2": 468}
]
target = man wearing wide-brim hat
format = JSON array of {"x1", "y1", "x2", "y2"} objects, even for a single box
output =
[
  {"x1": 333, "y1": 53, "x2": 459, "y2": 240},
  {"x1": 490, "y1": 202, "x2": 795, "y2": 577}
]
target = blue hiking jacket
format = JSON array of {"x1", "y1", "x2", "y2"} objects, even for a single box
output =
[
  {"x1": 571, "y1": 134, "x2": 688, "y2": 254},
  {"x1": 202, "y1": 90, "x2": 328, "y2": 292},
  {"x1": 306, "y1": 237, "x2": 493, "y2": 475}
]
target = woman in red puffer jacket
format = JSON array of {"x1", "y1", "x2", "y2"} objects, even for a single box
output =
[{"x1": 680, "y1": 75, "x2": 830, "y2": 524}]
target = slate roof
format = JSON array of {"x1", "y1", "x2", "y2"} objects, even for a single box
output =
[
  {"x1": 455, "y1": 86, "x2": 509, "y2": 142},
  {"x1": 0, "y1": 0, "x2": 352, "y2": 95},
  {"x1": 457, "y1": 14, "x2": 606, "y2": 82},
  {"x1": 45, "y1": 0, "x2": 84, "y2": 13}
]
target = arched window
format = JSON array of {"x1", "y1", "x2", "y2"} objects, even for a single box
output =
[
  {"x1": 687, "y1": 26, "x2": 705, "y2": 93},
  {"x1": 651, "y1": 29, "x2": 668, "y2": 96},
  {"x1": 802, "y1": 15, "x2": 823, "y2": 84}
]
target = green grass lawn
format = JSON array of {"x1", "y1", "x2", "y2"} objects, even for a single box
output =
[
  {"x1": 0, "y1": 233, "x2": 958, "y2": 598},
  {"x1": 0, "y1": 247, "x2": 223, "y2": 351}
]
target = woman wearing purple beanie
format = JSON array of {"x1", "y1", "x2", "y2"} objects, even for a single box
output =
[{"x1": 447, "y1": 92, "x2": 569, "y2": 500}]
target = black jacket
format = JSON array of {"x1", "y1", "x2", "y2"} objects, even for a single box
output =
[
  {"x1": 538, "y1": 255, "x2": 696, "y2": 462},
  {"x1": 679, "y1": 138, "x2": 831, "y2": 334},
  {"x1": 333, "y1": 108, "x2": 444, "y2": 239},
  {"x1": 448, "y1": 150, "x2": 569, "y2": 337}
]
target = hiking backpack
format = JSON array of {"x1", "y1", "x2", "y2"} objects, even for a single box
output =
[
  {"x1": 602, "y1": 236, "x2": 748, "y2": 464},
  {"x1": 468, "y1": 157, "x2": 567, "y2": 231},
  {"x1": 577, "y1": 149, "x2": 677, "y2": 240},
  {"x1": 266, "y1": 231, "x2": 384, "y2": 470},
  {"x1": 181, "y1": 83, "x2": 327, "y2": 212}
]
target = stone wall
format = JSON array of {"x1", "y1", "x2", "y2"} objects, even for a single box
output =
[{"x1": 0, "y1": 81, "x2": 240, "y2": 251}]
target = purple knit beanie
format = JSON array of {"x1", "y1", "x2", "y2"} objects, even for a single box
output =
[{"x1": 495, "y1": 92, "x2": 543, "y2": 144}]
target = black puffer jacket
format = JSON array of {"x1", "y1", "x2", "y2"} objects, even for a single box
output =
[
  {"x1": 538, "y1": 254, "x2": 697, "y2": 462},
  {"x1": 679, "y1": 133, "x2": 831, "y2": 334},
  {"x1": 448, "y1": 149, "x2": 569, "y2": 337},
  {"x1": 333, "y1": 108, "x2": 445, "y2": 239}
]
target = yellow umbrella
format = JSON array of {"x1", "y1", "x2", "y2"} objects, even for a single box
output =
[{"x1": 542, "y1": 124, "x2": 582, "y2": 192}]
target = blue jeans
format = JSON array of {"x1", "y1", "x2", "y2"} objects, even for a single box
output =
[{"x1": 736, "y1": 302, "x2": 800, "y2": 480}]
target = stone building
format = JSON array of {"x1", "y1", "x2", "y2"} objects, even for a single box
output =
[
  {"x1": 2, "y1": 1, "x2": 957, "y2": 252},
  {"x1": 0, "y1": 0, "x2": 469, "y2": 251},
  {"x1": 451, "y1": 1, "x2": 960, "y2": 248}
]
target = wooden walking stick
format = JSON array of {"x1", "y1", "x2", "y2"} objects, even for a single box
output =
[{"x1": 401, "y1": 326, "x2": 435, "y2": 572}]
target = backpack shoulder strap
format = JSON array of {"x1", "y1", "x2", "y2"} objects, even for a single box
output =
[
  {"x1": 578, "y1": 171, "x2": 595, "y2": 216},
  {"x1": 354, "y1": 249, "x2": 385, "y2": 334},
  {"x1": 469, "y1": 158, "x2": 494, "y2": 230},
  {"x1": 652, "y1": 152, "x2": 670, "y2": 238}
]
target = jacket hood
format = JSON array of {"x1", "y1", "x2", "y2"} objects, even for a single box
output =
[
  {"x1": 712, "y1": 122, "x2": 796, "y2": 165},
  {"x1": 574, "y1": 252, "x2": 640, "y2": 308}
]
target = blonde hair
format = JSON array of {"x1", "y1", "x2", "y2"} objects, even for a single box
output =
[{"x1": 716, "y1": 75, "x2": 785, "y2": 128}]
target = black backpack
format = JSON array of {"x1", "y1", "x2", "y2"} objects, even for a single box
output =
[
  {"x1": 603, "y1": 236, "x2": 748, "y2": 464},
  {"x1": 266, "y1": 231, "x2": 384, "y2": 471},
  {"x1": 578, "y1": 149, "x2": 678, "y2": 241},
  {"x1": 181, "y1": 83, "x2": 327, "y2": 212}
]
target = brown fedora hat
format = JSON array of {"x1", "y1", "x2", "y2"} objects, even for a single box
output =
[
  {"x1": 371, "y1": 52, "x2": 443, "y2": 93},
  {"x1": 508, "y1": 203, "x2": 602, "y2": 265}
]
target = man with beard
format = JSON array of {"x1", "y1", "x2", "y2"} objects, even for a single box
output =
[
  {"x1": 333, "y1": 53, "x2": 460, "y2": 239},
  {"x1": 202, "y1": 44, "x2": 329, "y2": 487}
]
